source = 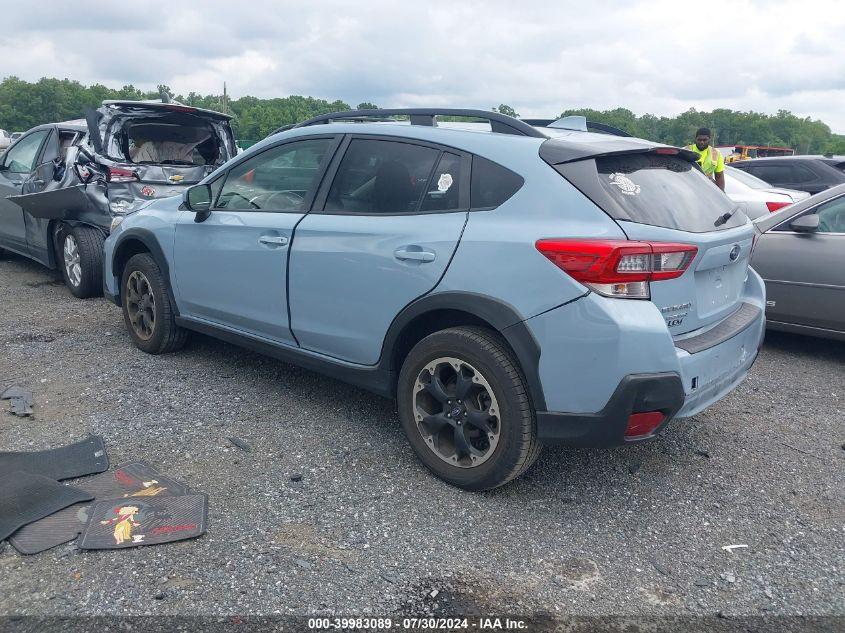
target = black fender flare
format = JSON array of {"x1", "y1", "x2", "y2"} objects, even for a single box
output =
[
  {"x1": 378, "y1": 291, "x2": 547, "y2": 411},
  {"x1": 109, "y1": 228, "x2": 177, "y2": 314}
]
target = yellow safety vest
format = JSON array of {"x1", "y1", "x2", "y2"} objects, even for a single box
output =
[{"x1": 685, "y1": 144, "x2": 723, "y2": 177}]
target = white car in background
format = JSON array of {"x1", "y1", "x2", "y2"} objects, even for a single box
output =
[
  {"x1": 0, "y1": 130, "x2": 11, "y2": 150},
  {"x1": 724, "y1": 165, "x2": 809, "y2": 219}
]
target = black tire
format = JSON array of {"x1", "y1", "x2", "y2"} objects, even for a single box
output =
[
  {"x1": 58, "y1": 225, "x2": 104, "y2": 299},
  {"x1": 397, "y1": 326, "x2": 541, "y2": 491},
  {"x1": 121, "y1": 253, "x2": 188, "y2": 354}
]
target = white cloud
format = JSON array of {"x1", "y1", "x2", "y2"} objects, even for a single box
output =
[{"x1": 2, "y1": 0, "x2": 844, "y2": 132}]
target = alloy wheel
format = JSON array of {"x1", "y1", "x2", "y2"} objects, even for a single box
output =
[
  {"x1": 413, "y1": 356, "x2": 501, "y2": 468},
  {"x1": 63, "y1": 235, "x2": 82, "y2": 287},
  {"x1": 126, "y1": 271, "x2": 156, "y2": 340}
]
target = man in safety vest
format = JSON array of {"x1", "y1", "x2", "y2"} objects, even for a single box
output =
[{"x1": 686, "y1": 127, "x2": 725, "y2": 191}]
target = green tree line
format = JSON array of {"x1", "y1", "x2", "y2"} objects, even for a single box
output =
[{"x1": 1, "y1": 77, "x2": 843, "y2": 153}]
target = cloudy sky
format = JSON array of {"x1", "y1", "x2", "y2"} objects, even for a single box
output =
[{"x1": 3, "y1": 1, "x2": 844, "y2": 132}]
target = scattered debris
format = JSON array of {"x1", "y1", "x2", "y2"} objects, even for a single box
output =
[
  {"x1": 628, "y1": 461, "x2": 642, "y2": 474},
  {"x1": 227, "y1": 437, "x2": 252, "y2": 453},
  {"x1": 294, "y1": 558, "x2": 312, "y2": 570},
  {"x1": 780, "y1": 441, "x2": 823, "y2": 461},
  {"x1": 694, "y1": 449, "x2": 711, "y2": 458},
  {"x1": 290, "y1": 473, "x2": 303, "y2": 482},
  {"x1": 720, "y1": 572, "x2": 737, "y2": 584},
  {"x1": 721, "y1": 544, "x2": 748, "y2": 552},
  {"x1": 650, "y1": 559, "x2": 671, "y2": 576},
  {"x1": 1, "y1": 386, "x2": 34, "y2": 417},
  {"x1": 694, "y1": 577, "x2": 711, "y2": 587},
  {"x1": 154, "y1": 592, "x2": 166, "y2": 600},
  {"x1": 24, "y1": 279, "x2": 64, "y2": 288},
  {"x1": 427, "y1": 588, "x2": 440, "y2": 600}
]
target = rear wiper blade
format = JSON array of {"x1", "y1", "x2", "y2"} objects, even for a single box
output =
[{"x1": 714, "y1": 206, "x2": 740, "y2": 227}]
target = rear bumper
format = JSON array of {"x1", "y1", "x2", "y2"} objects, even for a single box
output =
[
  {"x1": 537, "y1": 372, "x2": 685, "y2": 446},
  {"x1": 529, "y1": 269, "x2": 766, "y2": 447}
]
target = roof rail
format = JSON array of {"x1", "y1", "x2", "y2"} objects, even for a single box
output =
[
  {"x1": 270, "y1": 109, "x2": 548, "y2": 139},
  {"x1": 521, "y1": 118, "x2": 632, "y2": 138}
]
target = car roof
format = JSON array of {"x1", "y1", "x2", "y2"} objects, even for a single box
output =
[
  {"x1": 258, "y1": 110, "x2": 688, "y2": 173},
  {"x1": 755, "y1": 182, "x2": 845, "y2": 232}
]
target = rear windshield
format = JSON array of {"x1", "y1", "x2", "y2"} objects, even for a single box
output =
[
  {"x1": 556, "y1": 153, "x2": 747, "y2": 233},
  {"x1": 107, "y1": 114, "x2": 227, "y2": 166}
]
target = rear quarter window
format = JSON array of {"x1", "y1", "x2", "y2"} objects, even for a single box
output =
[
  {"x1": 470, "y1": 156, "x2": 523, "y2": 209},
  {"x1": 555, "y1": 153, "x2": 746, "y2": 233}
]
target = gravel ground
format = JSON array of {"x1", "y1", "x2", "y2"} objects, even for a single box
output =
[{"x1": 0, "y1": 252, "x2": 842, "y2": 622}]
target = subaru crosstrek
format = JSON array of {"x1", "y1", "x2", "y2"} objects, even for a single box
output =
[{"x1": 103, "y1": 109, "x2": 765, "y2": 490}]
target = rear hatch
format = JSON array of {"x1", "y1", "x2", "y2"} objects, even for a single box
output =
[
  {"x1": 543, "y1": 141, "x2": 754, "y2": 335},
  {"x1": 85, "y1": 101, "x2": 236, "y2": 212}
]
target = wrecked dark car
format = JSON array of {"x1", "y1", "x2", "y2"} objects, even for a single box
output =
[{"x1": 0, "y1": 100, "x2": 236, "y2": 297}]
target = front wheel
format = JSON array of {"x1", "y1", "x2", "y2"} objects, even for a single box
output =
[
  {"x1": 59, "y1": 225, "x2": 105, "y2": 299},
  {"x1": 397, "y1": 326, "x2": 541, "y2": 491},
  {"x1": 121, "y1": 253, "x2": 188, "y2": 354}
]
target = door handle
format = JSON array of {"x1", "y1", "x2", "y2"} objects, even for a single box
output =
[
  {"x1": 258, "y1": 235, "x2": 289, "y2": 246},
  {"x1": 394, "y1": 247, "x2": 436, "y2": 262}
]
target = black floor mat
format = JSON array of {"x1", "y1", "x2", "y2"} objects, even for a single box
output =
[
  {"x1": 9, "y1": 462, "x2": 191, "y2": 554},
  {"x1": 0, "y1": 436, "x2": 108, "y2": 481},
  {"x1": 78, "y1": 494, "x2": 208, "y2": 549},
  {"x1": 0, "y1": 472, "x2": 93, "y2": 541}
]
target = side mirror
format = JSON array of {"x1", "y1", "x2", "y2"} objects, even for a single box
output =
[
  {"x1": 184, "y1": 183, "x2": 212, "y2": 214},
  {"x1": 790, "y1": 214, "x2": 820, "y2": 233}
]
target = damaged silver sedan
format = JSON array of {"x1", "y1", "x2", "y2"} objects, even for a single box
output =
[{"x1": 0, "y1": 100, "x2": 236, "y2": 297}]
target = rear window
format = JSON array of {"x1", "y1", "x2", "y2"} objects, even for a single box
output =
[
  {"x1": 556, "y1": 153, "x2": 747, "y2": 233},
  {"x1": 107, "y1": 113, "x2": 228, "y2": 166}
]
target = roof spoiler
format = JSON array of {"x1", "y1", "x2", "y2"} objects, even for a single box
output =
[{"x1": 521, "y1": 117, "x2": 632, "y2": 137}]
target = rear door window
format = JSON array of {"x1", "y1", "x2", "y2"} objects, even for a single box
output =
[
  {"x1": 420, "y1": 152, "x2": 463, "y2": 212},
  {"x1": 556, "y1": 153, "x2": 745, "y2": 233},
  {"x1": 748, "y1": 164, "x2": 794, "y2": 184},
  {"x1": 324, "y1": 139, "x2": 440, "y2": 214}
]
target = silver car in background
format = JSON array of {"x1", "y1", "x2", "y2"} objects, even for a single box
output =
[
  {"x1": 750, "y1": 183, "x2": 845, "y2": 340},
  {"x1": 724, "y1": 165, "x2": 809, "y2": 219}
]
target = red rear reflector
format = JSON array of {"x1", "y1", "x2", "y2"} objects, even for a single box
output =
[
  {"x1": 625, "y1": 411, "x2": 665, "y2": 438},
  {"x1": 535, "y1": 239, "x2": 697, "y2": 298},
  {"x1": 766, "y1": 201, "x2": 790, "y2": 213},
  {"x1": 654, "y1": 148, "x2": 679, "y2": 155},
  {"x1": 107, "y1": 167, "x2": 138, "y2": 183}
]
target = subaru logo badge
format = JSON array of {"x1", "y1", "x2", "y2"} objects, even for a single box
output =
[{"x1": 729, "y1": 244, "x2": 741, "y2": 261}]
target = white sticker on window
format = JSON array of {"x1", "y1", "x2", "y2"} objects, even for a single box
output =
[
  {"x1": 437, "y1": 173, "x2": 453, "y2": 192},
  {"x1": 609, "y1": 173, "x2": 641, "y2": 196}
]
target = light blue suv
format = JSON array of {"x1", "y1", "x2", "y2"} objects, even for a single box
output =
[{"x1": 104, "y1": 109, "x2": 765, "y2": 490}]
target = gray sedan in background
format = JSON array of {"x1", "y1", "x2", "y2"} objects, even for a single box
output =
[{"x1": 751, "y1": 183, "x2": 845, "y2": 341}]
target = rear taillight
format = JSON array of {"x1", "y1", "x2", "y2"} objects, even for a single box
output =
[
  {"x1": 535, "y1": 239, "x2": 698, "y2": 299},
  {"x1": 107, "y1": 167, "x2": 138, "y2": 183},
  {"x1": 766, "y1": 201, "x2": 790, "y2": 213}
]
